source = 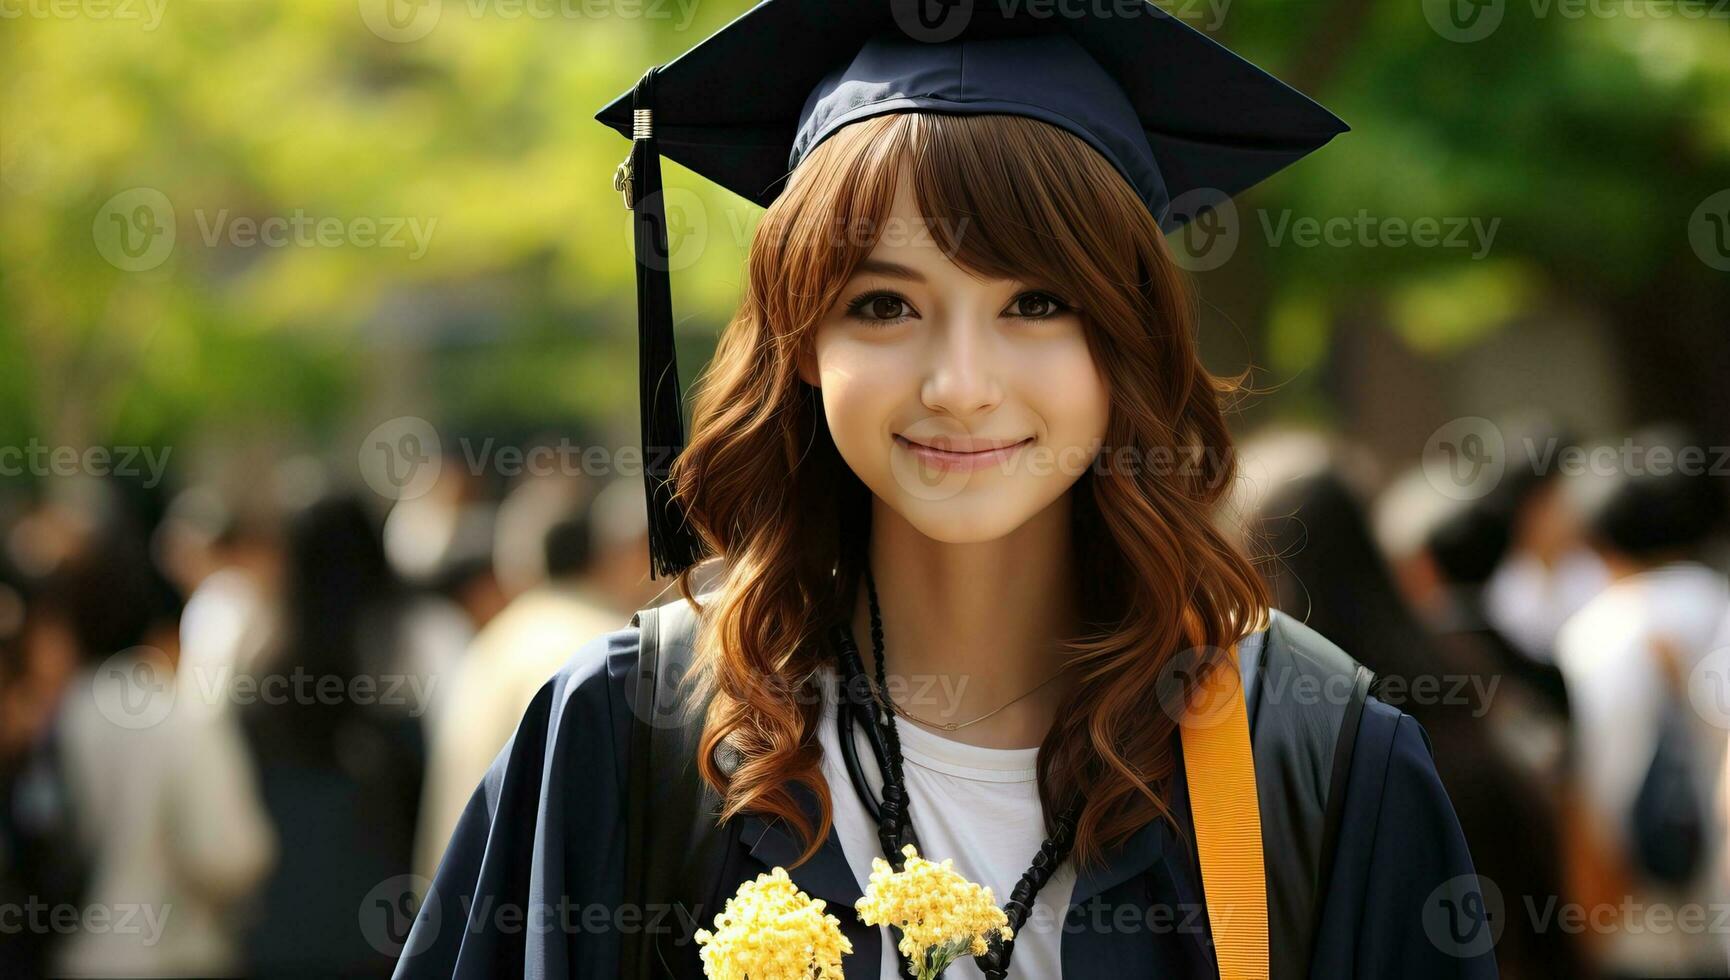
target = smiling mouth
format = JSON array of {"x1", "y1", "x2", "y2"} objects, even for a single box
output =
[{"x1": 893, "y1": 434, "x2": 1034, "y2": 469}]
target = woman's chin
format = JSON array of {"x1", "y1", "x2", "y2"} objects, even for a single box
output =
[{"x1": 881, "y1": 492, "x2": 1047, "y2": 545}]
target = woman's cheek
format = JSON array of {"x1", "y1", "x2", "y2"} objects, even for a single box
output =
[
  {"x1": 1030, "y1": 342, "x2": 1109, "y2": 447},
  {"x1": 819, "y1": 358, "x2": 896, "y2": 478}
]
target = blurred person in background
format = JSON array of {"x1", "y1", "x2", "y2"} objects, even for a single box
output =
[
  {"x1": 0, "y1": 530, "x2": 65, "y2": 980},
  {"x1": 11, "y1": 478, "x2": 276, "y2": 978},
  {"x1": 1234, "y1": 430, "x2": 1588, "y2": 980},
  {"x1": 153, "y1": 485, "x2": 283, "y2": 704},
  {"x1": 1483, "y1": 415, "x2": 1611, "y2": 670},
  {"x1": 411, "y1": 471, "x2": 628, "y2": 882},
  {"x1": 581, "y1": 470, "x2": 693, "y2": 612},
  {"x1": 1553, "y1": 426, "x2": 1730, "y2": 980},
  {"x1": 1376, "y1": 465, "x2": 1573, "y2": 779},
  {"x1": 381, "y1": 457, "x2": 506, "y2": 729},
  {"x1": 238, "y1": 487, "x2": 429, "y2": 979}
]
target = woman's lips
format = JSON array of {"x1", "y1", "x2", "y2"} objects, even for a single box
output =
[{"x1": 893, "y1": 434, "x2": 1033, "y2": 472}]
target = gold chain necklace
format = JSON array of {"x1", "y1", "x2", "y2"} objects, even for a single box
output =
[{"x1": 869, "y1": 668, "x2": 1067, "y2": 732}]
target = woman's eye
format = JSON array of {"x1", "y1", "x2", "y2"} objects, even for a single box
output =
[
  {"x1": 1007, "y1": 291, "x2": 1071, "y2": 320},
  {"x1": 844, "y1": 291, "x2": 915, "y2": 325}
]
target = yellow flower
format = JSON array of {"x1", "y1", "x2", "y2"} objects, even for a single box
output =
[
  {"x1": 693, "y1": 867, "x2": 852, "y2": 979},
  {"x1": 854, "y1": 844, "x2": 1013, "y2": 979}
]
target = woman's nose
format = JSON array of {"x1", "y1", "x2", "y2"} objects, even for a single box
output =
[{"x1": 919, "y1": 318, "x2": 1003, "y2": 419}]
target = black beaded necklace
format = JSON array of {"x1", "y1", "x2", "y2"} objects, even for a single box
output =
[{"x1": 831, "y1": 565, "x2": 1082, "y2": 980}]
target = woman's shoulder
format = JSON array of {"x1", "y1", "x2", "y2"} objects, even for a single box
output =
[
  {"x1": 1247, "y1": 608, "x2": 1439, "y2": 768},
  {"x1": 511, "y1": 589, "x2": 717, "y2": 775},
  {"x1": 542, "y1": 621, "x2": 642, "y2": 718},
  {"x1": 537, "y1": 588, "x2": 715, "y2": 711}
]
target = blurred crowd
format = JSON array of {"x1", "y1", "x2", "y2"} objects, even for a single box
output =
[
  {"x1": 0, "y1": 453, "x2": 680, "y2": 978},
  {"x1": 1, "y1": 415, "x2": 1728, "y2": 979}
]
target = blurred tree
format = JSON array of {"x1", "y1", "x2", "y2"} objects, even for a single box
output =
[{"x1": 1, "y1": 0, "x2": 1726, "y2": 466}]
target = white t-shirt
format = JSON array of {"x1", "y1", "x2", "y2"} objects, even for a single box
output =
[{"x1": 815, "y1": 666, "x2": 1078, "y2": 979}]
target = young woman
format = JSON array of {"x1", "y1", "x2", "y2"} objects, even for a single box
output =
[{"x1": 397, "y1": 5, "x2": 1495, "y2": 978}]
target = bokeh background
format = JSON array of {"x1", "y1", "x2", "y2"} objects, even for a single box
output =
[{"x1": 3, "y1": 0, "x2": 1729, "y2": 977}]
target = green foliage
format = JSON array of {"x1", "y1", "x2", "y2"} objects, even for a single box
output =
[{"x1": 2, "y1": 0, "x2": 1726, "y2": 459}]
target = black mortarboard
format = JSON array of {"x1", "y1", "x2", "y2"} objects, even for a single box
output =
[{"x1": 596, "y1": 0, "x2": 1349, "y2": 579}]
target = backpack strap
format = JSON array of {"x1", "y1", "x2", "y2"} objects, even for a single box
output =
[
  {"x1": 1251, "y1": 609, "x2": 1376, "y2": 980},
  {"x1": 621, "y1": 595, "x2": 737, "y2": 980}
]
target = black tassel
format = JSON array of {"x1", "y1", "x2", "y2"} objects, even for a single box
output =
[{"x1": 627, "y1": 66, "x2": 704, "y2": 580}]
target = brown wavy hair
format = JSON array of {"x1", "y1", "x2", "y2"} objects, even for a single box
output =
[{"x1": 664, "y1": 111, "x2": 1270, "y2": 871}]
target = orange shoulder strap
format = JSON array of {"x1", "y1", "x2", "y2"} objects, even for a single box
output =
[{"x1": 1177, "y1": 643, "x2": 1270, "y2": 980}]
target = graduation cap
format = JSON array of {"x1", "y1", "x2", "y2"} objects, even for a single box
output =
[{"x1": 595, "y1": 0, "x2": 1348, "y2": 580}]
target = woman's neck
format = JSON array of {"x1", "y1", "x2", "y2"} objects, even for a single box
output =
[{"x1": 851, "y1": 493, "x2": 1082, "y2": 750}]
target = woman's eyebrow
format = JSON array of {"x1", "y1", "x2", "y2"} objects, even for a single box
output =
[{"x1": 853, "y1": 258, "x2": 926, "y2": 283}]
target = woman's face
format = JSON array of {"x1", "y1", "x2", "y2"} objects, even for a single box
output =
[{"x1": 800, "y1": 176, "x2": 1111, "y2": 543}]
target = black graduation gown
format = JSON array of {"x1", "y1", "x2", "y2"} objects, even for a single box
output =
[{"x1": 393, "y1": 624, "x2": 1498, "y2": 979}]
